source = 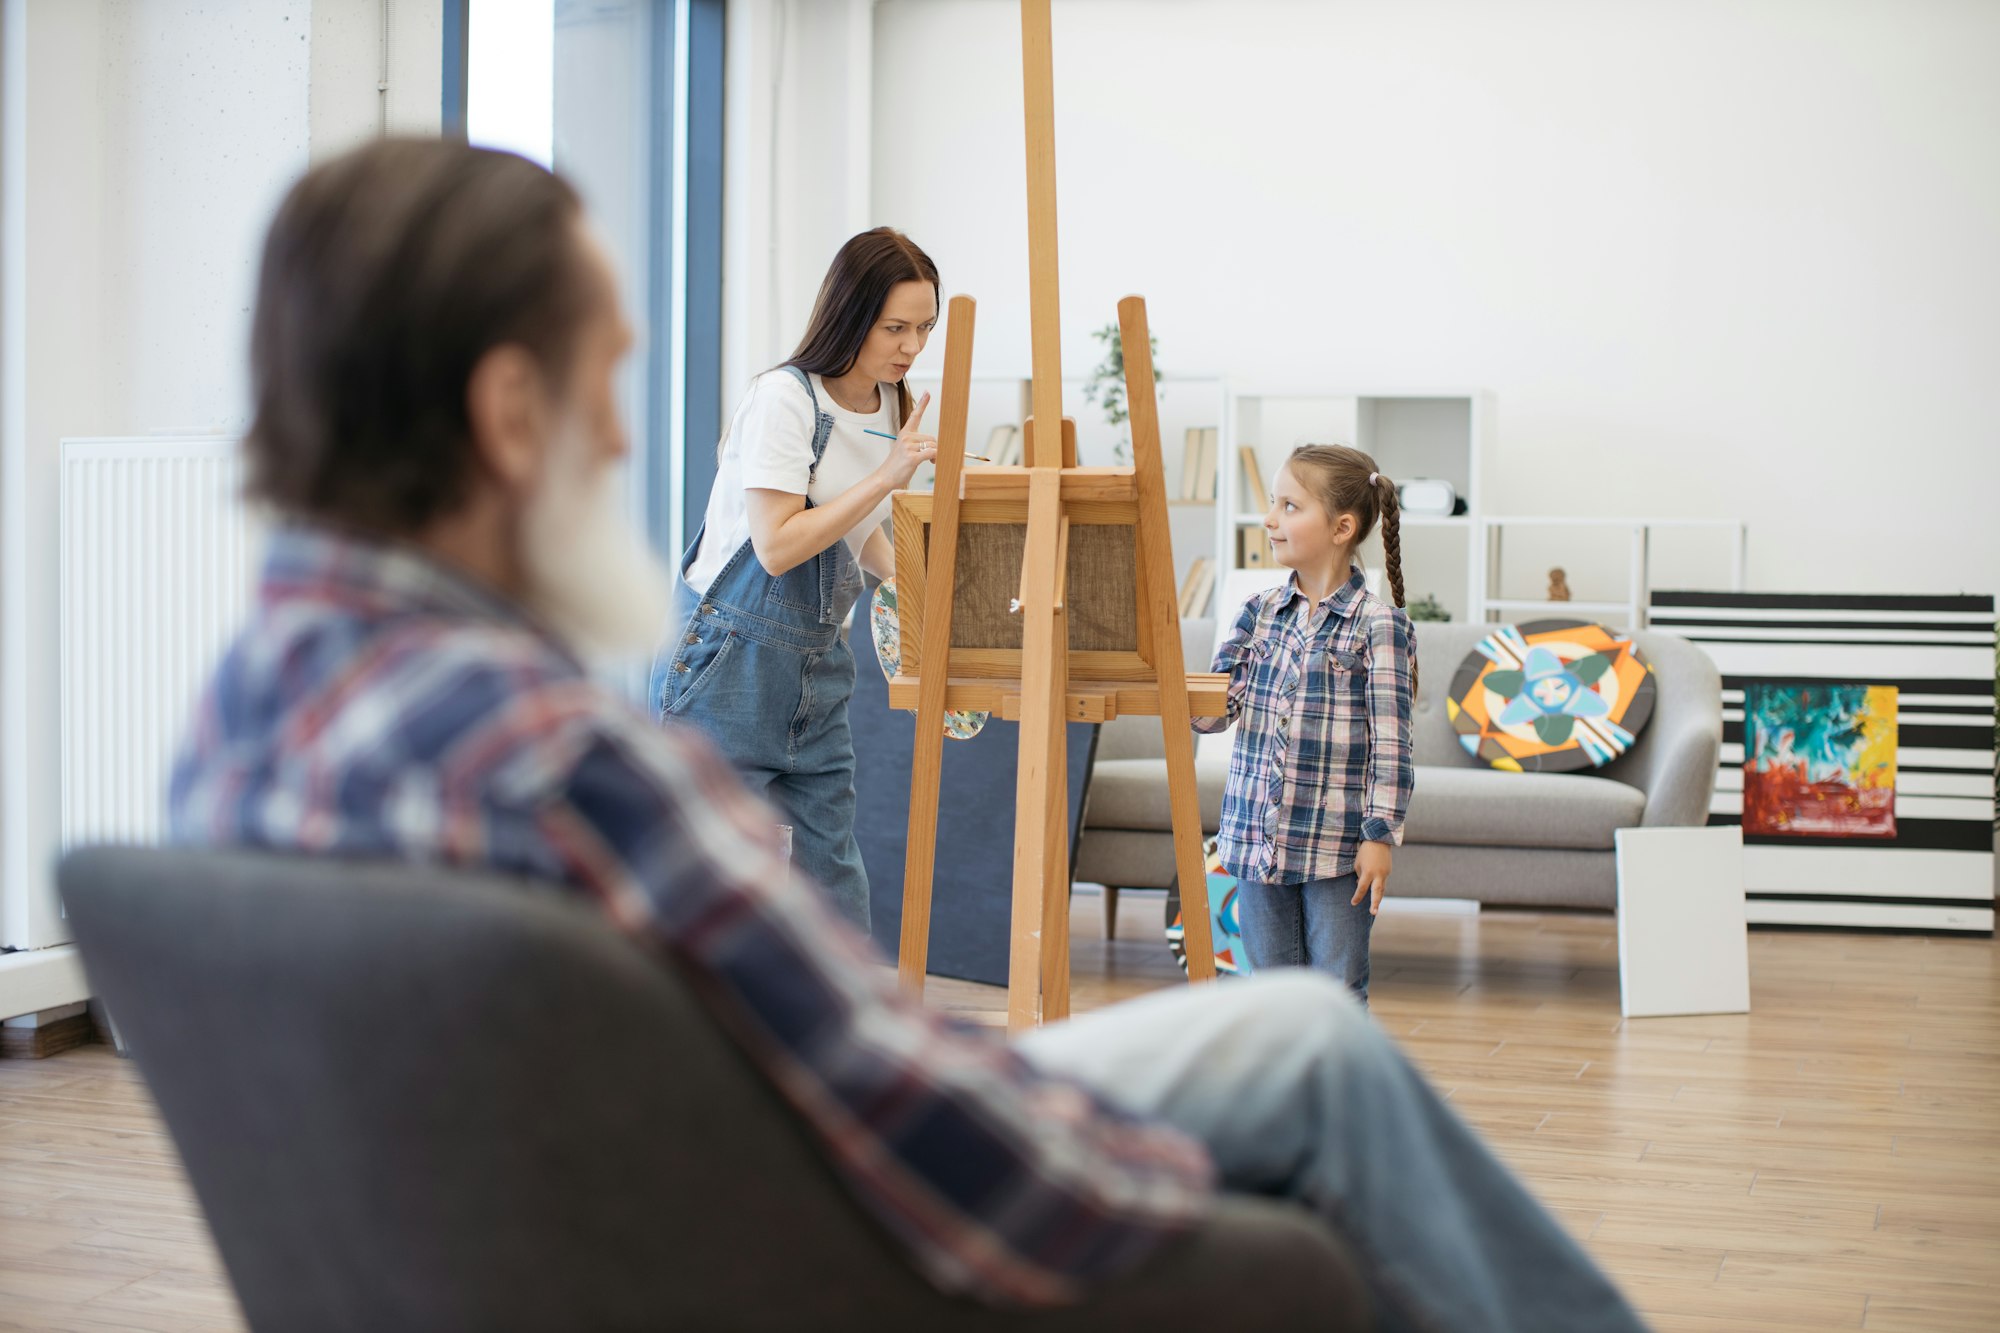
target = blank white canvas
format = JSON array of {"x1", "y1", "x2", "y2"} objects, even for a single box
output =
[{"x1": 1616, "y1": 826, "x2": 1750, "y2": 1019}]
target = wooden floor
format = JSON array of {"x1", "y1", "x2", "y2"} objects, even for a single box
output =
[{"x1": 3, "y1": 893, "x2": 1996, "y2": 1332}]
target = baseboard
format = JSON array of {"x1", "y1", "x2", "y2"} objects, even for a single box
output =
[
  {"x1": 1381, "y1": 896, "x2": 1481, "y2": 916},
  {"x1": 0, "y1": 1010, "x2": 97, "y2": 1059},
  {"x1": 0, "y1": 945, "x2": 92, "y2": 1021}
]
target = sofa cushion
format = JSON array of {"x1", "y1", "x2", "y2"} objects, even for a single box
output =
[
  {"x1": 1084, "y1": 755, "x2": 1230, "y2": 833},
  {"x1": 1403, "y1": 765, "x2": 1645, "y2": 851},
  {"x1": 1083, "y1": 756, "x2": 1644, "y2": 852}
]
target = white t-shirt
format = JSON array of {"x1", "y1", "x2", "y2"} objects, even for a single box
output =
[{"x1": 684, "y1": 370, "x2": 901, "y2": 595}]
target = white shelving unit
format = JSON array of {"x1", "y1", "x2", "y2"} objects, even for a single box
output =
[
  {"x1": 1471, "y1": 516, "x2": 1748, "y2": 630},
  {"x1": 893, "y1": 370, "x2": 1754, "y2": 643},
  {"x1": 1219, "y1": 387, "x2": 1494, "y2": 621}
]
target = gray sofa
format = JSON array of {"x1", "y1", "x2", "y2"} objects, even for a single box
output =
[{"x1": 1077, "y1": 620, "x2": 1722, "y2": 914}]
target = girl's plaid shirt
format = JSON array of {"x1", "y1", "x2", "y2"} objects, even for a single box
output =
[{"x1": 1194, "y1": 567, "x2": 1416, "y2": 885}]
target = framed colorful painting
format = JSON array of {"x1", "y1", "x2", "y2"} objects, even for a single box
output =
[
  {"x1": 1651, "y1": 592, "x2": 1995, "y2": 934},
  {"x1": 1742, "y1": 684, "x2": 1898, "y2": 839}
]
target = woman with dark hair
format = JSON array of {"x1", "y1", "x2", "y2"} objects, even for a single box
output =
[{"x1": 650, "y1": 228, "x2": 941, "y2": 929}]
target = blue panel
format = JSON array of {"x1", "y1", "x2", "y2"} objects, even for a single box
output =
[
  {"x1": 848, "y1": 593, "x2": 1099, "y2": 986},
  {"x1": 441, "y1": 0, "x2": 470, "y2": 135},
  {"x1": 681, "y1": 0, "x2": 724, "y2": 548}
]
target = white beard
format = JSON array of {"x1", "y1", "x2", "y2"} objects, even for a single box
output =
[{"x1": 519, "y1": 423, "x2": 673, "y2": 663}]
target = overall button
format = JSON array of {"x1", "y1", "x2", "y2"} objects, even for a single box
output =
[
  {"x1": 686, "y1": 632, "x2": 700, "y2": 645},
  {"x1": 674, "y1": 661, "x2": 691, "y2": 674},
  {"x1": 700, "y1": 604, "x2": 718, "y2": 616}
]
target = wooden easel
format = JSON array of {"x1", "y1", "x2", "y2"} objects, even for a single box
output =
[{"x1": 891, "y1": 0, "x2": 1224, "y2": 1032}]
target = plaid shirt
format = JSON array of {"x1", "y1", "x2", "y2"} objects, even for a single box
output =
[
  {"x1": 1193, "y1": 567, "x2": 1416, "y2": 885},
  {"x1": 169, "y1": 525, "x2": 1213, "y2": 1307}
]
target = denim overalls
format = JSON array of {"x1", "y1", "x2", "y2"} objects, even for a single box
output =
[{"x1": 649, "y1": 367, "x2": 875, "y2": 929}]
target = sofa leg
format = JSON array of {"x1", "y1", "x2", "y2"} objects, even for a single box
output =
[{"x1": 1102, "y1": 885, "x2": 1121, "y2": 940}]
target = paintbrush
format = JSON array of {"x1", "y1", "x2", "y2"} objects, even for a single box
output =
[{"x1": 864, "y1": 427, "x2": 991, "y2": 463}]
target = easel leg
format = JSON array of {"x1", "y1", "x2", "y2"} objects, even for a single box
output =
[
  {"x1": 896, "y1": 295, "x2": 977, "y2": 1000},
  {"x1": 1118, "y1": 293, "x2": 1217, "y2": 982},
  {"x1": 1009, "y1": 470, "x2": 1065, "y2": 1033},
  {"x1": 898, "y1": 719, "x2": 945, "y2": 998},
  {"x1": 1038, "y1": 558, "x2": 1071, "y2": 1024},
  {"x1": 1161, "y1": 718, "x2": 1217, "y2": 981},
  {"x1": 1148, "y1": 549, "x2": 1217, "y2": 982}
]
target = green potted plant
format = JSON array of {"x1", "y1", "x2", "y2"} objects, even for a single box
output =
[
  {"x1": 1407, "y1": 593, "x2": 1451, "y2": 623},
  {"x1": 1081, "y1": 323, "x2": 1159, "y2": 466}
]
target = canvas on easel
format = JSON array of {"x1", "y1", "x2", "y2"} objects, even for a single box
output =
[{"x1": 887, "y1": 0, "x2": 1226, "y2": 1031}]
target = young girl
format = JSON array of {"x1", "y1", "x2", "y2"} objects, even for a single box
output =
[
  {"x1": 1193, "y1": 444, "x2": 1417, "y2": 1004},
  {"x1": 650, "y1": 228, "x2": 941, "y2": 931}
]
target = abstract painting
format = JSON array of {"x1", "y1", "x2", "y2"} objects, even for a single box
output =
[
  {"x1": 1654, "y1": 590, "x2": 1994, "y2": 933},
  {"x1": 1742, "y1": 684, "x2": 1898, "y2": 839}
]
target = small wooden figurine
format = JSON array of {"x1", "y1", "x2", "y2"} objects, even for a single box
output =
[{"x1": 1548, "y1": 567, "x2": 1571, "y2": 602}]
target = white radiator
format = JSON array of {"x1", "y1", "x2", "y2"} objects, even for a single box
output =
[{"x1": 60, "y1": 437, "x2": 259, "y2": 848}]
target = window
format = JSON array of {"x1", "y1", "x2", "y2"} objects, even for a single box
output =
[
  {"x1": 467, "y1": 0, "x2": 554, "y2": 168},
  {"x1": 448, "y1": 0, "x2": 723, "y2": 567}
]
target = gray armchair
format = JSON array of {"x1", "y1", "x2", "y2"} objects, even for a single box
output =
[
  {"x1": 62, "y1": 846, "x2": 1368, "y2": 1331},
  {"x1": 1076, "y1": 622, "x2": 1722, "y2": 913}
]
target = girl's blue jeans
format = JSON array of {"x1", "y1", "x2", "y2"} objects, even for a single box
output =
[{"x1": 1235, "y1": 872, "x2": 1376, "y2": 1005}]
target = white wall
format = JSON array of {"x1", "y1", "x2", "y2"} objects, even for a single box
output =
[
  {"x1": 311, "y1": 0, "x2": 450, "y2": 161},
  {"x1": 1, "y1": 0, "x2": 440, "y2": 952},
  {"x1": 722, "y1": 0, "x2": 876, "y2": 406},
  {"x1": 866, "y1": 0, "x2": 2000, "y2": 599},
  {"x1": 99, "y1": 2, "x2": 314, "y2": 435}
]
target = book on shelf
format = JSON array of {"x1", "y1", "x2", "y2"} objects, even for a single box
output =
[
  {"x1": 986, "y1": 424, "x2": 1021, "y2": 467},
  {"x1": 1178, "y1": 556, "x2": 1216, "y2": 618},
  {"x1": 1179, "y1": 428, "x2": 1202, "y2": 500},
  {"x1": 1238, "y1": 527, "x2": 1275, "y2": 569},
  {"x1": 1239, "y1": 445, "x2": 1270, "y2": 513},
  {"x1": 1193, "y1": 427, "x2": 1219, "y2": 502}
]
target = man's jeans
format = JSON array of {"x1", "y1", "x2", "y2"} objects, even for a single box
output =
[
  {"x1": 1017, "y1": 973, "x2": 1647, "y2": 1333},
  {"x1": 1237, "y1": 873, "x2": 1376, "y2": 1004}
]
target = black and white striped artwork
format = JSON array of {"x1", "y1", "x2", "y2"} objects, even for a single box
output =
[{"x1": 1649, "y1": 592, "x2": 1995, "y2": 934}]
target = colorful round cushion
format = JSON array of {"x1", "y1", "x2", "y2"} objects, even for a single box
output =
[
  {"x1": 1446, "y1": 620, "x2": 1655, "y2": 773},
  {"x1": 869, "y1": 579, "x2": 989, "y2": 741}
]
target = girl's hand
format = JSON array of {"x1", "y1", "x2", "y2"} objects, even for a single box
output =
[
  {"x1": 875, "y1": 391, "x2": 937, "y2": 490},
  {"x1": 1353, "y1": 842, "x2": 1392, "y2": 916}
]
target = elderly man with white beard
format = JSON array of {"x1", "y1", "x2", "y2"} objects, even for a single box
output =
[{"x1": 166, "y1": 138, "x2": 1645, "y2": 1333}]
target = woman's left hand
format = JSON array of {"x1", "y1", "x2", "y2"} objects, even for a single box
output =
[{"x1": 1353, "y1": 842, "x2": 1392, "y2": 916}]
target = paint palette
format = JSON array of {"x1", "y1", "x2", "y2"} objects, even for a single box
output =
[
  {"x1": 869, "y1": 578, "x2": 988, "y2": 741},
  {"x1": 1446, "y1": 620, "x2": 1656, "y2": 773}
]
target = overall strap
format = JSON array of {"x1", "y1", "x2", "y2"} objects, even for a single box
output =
[
  {"x1": 784, "y1": 362, "x2": 816, "y2": 407},
  {"x1": 783, "y1": 365, "x2": 836, "y2": 484}
]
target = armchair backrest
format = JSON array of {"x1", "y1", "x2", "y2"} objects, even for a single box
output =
[{"x1": 60, "y1": 846, "x2": 1362, "y2": 1331}]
